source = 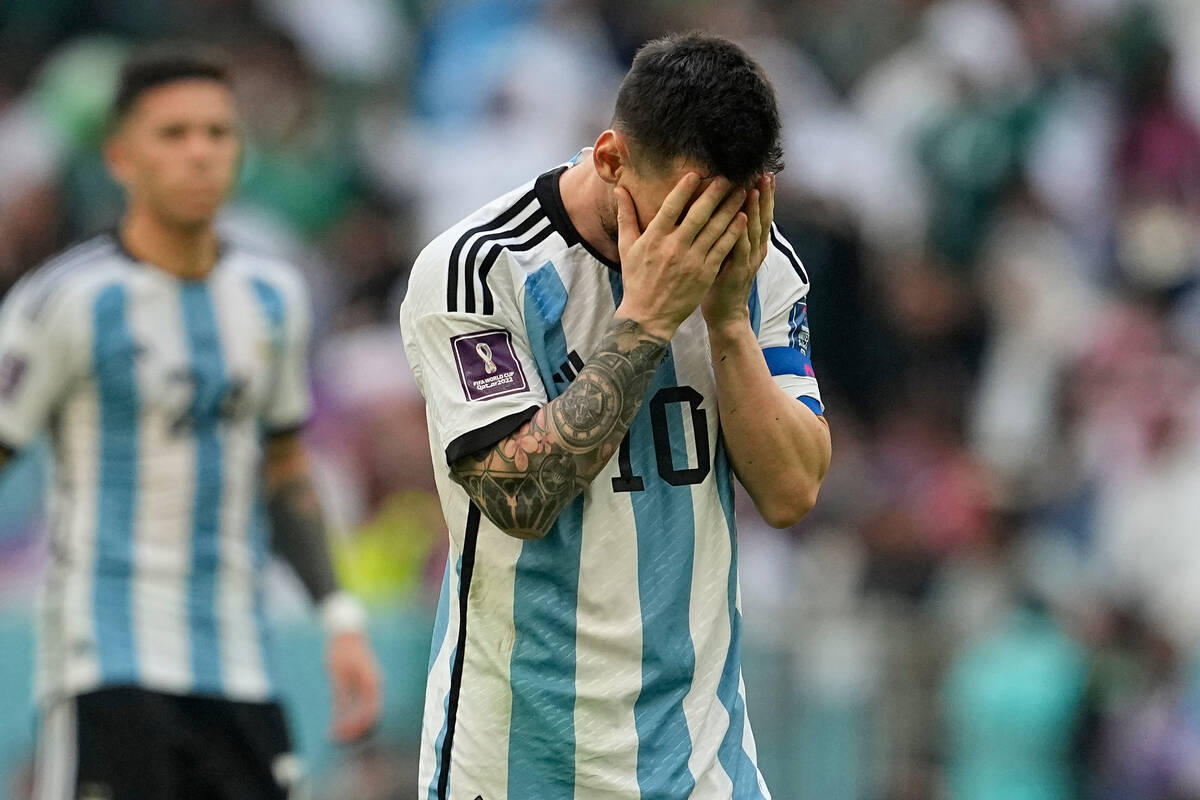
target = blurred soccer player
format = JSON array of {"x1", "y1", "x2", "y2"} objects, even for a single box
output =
[
  {"x1": 0, "y1": 47, "x2": 381, "y2": 799},
  {"x1": 401, "y1": 32, "x2": 831, "y2": 799}
]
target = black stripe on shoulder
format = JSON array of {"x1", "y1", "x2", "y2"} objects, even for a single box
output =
[
  {"x1": 462, "y1": 209, "x2": 547, "y2": 314},
  {"x1": 23, "y1": 235, "x2": 118, "y2": 322},
  {"x1": 480, "y1": 221, "x2": 555, "y2": 315},
  {"x1": 0, "y1": 437, "x2": 16, "y2": 460},
  {"x1": 769, "y1": 225, "x2": 808, "y2": 284},
  {"x1": 447, "y1": 189, "x2": 538, "y2": 312},
  {"x1": 436, "y1": 503, "x2": 481, "y2": 800}
]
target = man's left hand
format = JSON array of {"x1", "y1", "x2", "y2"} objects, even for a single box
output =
[
  {"x1": 326, "y1": 629, "x2": 382, "y2": 742},
  {"x1": 701, "y1": 173, "x2": 774, "y2": 332}
]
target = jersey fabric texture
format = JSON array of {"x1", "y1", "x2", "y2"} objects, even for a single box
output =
[
  {"x1": 0, "y1": 232, "x2": 312, "y2": 705},
  {"x1": 400, "y1": 163, "x2": 823, "y2": 800}
]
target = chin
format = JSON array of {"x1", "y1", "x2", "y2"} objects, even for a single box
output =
[
  {"x1": 177, "y1": 215, "x2": 215, "y2": 231},
  {"x1": 167, "y1": 205, "x2": 220, "y2": 231}
]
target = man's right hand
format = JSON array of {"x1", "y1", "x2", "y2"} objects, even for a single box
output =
[{"x1": 614, "y1": 173, "x2": 748, "y2": 340}]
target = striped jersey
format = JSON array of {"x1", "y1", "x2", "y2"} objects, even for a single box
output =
[
  {"x1": 0, "y1": 232, "x2": 312, "y2": 704},
  {"x1": 400, "y1": 163, "x2": 823, "y2": 800}
]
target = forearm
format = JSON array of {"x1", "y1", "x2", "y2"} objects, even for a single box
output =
[
  {"x1": 451, "y1": 317, "x2": 668, "y2": 539},
  {"x1": 264, "y1": 435, "x2": 339, "y2": 602},
  {"x1": 268, "y1": 476, "x2": 339, "y2": 601},
  {"x1": 709, "y1": 321, "x2": 831, "y2": 527}
]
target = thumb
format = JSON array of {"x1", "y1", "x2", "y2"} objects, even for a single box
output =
[{"x1": 614, "y1": 186, "x2": 640, "y2": 256}]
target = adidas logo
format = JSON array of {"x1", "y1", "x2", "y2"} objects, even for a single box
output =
[{"x1": 551, "y1": 350, "x2": 585, "y2": 385}]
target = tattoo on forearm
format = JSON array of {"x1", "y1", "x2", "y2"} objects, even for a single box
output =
[
  {"x1": 268, "y1": 476, "x2": 339, "y2": 601},
  {"x1": 451, "y1": 318, "x2": 668, "y2": 538}
]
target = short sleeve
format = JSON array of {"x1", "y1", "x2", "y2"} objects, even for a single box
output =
[
  {"x1": 400, "y1": 249, "x2": 547, "y2": 466},
  {"x1": 755, "y1": 225, "x2": 823, "y2": 416},
  {"x1": 258, "y1": 270, "x2": 313, "y2": 434},
  {"x1": 0, "y1": 281, "x2": 83, "y2": 450}
]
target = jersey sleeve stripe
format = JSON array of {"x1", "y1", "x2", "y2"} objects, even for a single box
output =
[
  {"x1": 768, "y1": 224, "x2": 808, "y2": 283},
  {"x1": 479, "y1": 221, "x2": 556, "y2": 315},
  {"x1": 447, "y1": 189, "x2": 538, "y2": 312},
  {"x1": 462, "y1": 209, "x2": 547, "y2": 314},
  {"x1": 761, "y1": 346, "x2": 812, "y2": 377},
  {"x1": 443, "y1": 404, "x2": 540, "y2": 466}
]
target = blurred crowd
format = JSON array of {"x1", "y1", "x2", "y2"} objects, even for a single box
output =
[{"x1": 3, "y1": 0, "x2": 1200, "y2": 798}]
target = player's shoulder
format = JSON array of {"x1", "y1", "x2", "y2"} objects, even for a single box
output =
[
  {"x1": 7, "y1": 232, "x2": 130, "y2": 323},
  {"x1": 415, "y1": 181, "x2": 541, "y2": 268},
  {"x1": 406, "y1": 177, "x2": 550, "y2": 315},
  {"x1": 760, "y1": 223, "x2": 810, "y2": 290},
  {"x1": 221, "y1": 240, "x2": 309, "y2": 301}
]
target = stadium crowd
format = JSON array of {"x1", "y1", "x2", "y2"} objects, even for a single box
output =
[{"x1": 3, "y1": 0, "x2": 1200, "y2": 797}]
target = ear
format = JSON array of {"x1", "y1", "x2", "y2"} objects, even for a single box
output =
[
  {"x1": 592, "y1": 129, "x2": 627, "y2": 186},
  {"x1": 103, "y1": 132, "x2": 132, "y2": 189}
]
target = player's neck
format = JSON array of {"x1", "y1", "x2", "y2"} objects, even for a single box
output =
[
  {"x1": 119, "y1": 208, "x2": 221, "y2": 281},
  {"x1": 559, "y1": 156, "x2": 621, "y2": 265}
]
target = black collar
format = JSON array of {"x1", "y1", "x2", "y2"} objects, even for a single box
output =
[{"x1": 534, "y1": 165, "x2": 621, "y2": 273}]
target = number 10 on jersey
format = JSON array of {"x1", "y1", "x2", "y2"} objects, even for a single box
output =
[{"x1": 611, "y1": 385, "x2": 711, "y2": 492}]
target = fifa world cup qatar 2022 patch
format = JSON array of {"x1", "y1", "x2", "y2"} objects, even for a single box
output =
[{"x1": 451, "y1": 329, "x2": 529, "y2": 402}]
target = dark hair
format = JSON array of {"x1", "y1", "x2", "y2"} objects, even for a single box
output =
[
  {"x1": 111, "y1": 45, "x2": 232, "y2": 122},
  {"x1": 613, "y1": 32, "x2": 784, "y2": 186}
]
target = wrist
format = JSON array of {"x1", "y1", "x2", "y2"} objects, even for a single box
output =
[
  {"x1": 705, "y1": 313, "x2": 754, "y2": 345},
  {"x1": 613, "y1": 302, "x2": 677, "y2": 341},
  {"x1": 319, "y1": 591, "x2": 367, "y2": 635}
]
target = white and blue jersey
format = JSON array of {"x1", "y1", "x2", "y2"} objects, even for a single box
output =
[
  {"x1": 0, "y1": 233, "x2": 312, "y2": 705},
  {"x1": 400, "y1": 164, "x2": 823, "y2": 800}
]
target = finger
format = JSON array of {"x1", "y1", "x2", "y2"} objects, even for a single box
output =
[
  {"x1": 330, "y1": 682, "x2": 354, "y2": 739},
  {"x1": 720, "y1": 224, "x2": 753, "y2": 274},
  {"x1": 359, "y1": 664, "x2": 382, "y2": 723},
  {"x1": 745, "y1": 188, "x2": 762, "y2": 260},
  {"x1": 694, "y1": 188, "x2": 747, "y2": 254},
  {"x1": 735, "y1": 224, "x2": 753, "y2": 269},
  {"x1": 614, "y1": 186, "x2": 641, "y2": 256},
  {"x1": 760, "y1": 174, "x2": 775, "y2": 254},
  {"x1": 677, "y1": 177, "x2": 734, "y2": 243},
  {"x1": 646, "y1": 172, "x2": 701, "y2": 237},
  {"x1": 333, "y1": 708, "x2": 372, "y2": 742},
  {"x1": 706, "y1": 212, "x2": 748, "y2": 268},
  {"x1": 334, "y1": 700, "x2": 374, "y2": 742}
]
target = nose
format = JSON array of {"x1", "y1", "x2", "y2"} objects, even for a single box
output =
[{"x1": 184, "y1": 130, "x2": 219, "y2": 167}]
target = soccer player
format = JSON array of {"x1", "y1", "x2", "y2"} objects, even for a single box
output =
[
  {"x1": 0, "y1": 48, "x2": 381, "y2": 799},
  {"x1": 400, "y1": 32, "x2": 831, "y2": 799}
]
